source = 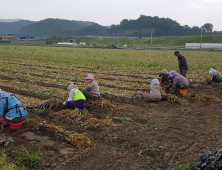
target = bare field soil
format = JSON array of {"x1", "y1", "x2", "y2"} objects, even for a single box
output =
[
  {"x1": 1, "y1": 83, "x2": 222, "y2": 170},
  {"x1": 0, "y1": 46, "x2": 222, "y2": 169}
]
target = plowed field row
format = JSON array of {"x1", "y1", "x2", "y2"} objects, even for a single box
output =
[
  {"x1": 0, "y1": 68, "x2": 150, "y2": 91},
  {"x1": 3, "y1": 58, "x2": 156, "y2": 77},
  {"x1": 2, "y1": 58, "x2": 201, "y2": 80},
  {"x1": 2, "y1": 58, "x2": 152, "y2": 78},
  {"x1": 1, "y1": 61, "x2": 207, "y2": 84},
  {"x1": 0, "y1": 75, "x2": 138, "y2": 98},
  {"x1": 1, "y1": 61, "x2": 150, "y2": 81}
]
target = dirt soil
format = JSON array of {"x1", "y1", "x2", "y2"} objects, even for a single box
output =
[{"x1": 1, "y1": 83, "x2": 222, "y2": 170}]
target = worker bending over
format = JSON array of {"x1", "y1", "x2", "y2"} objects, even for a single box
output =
[
  {"x1": 209, "y1": 68, "x2": 222, "y2": 83},
  {"x1": 142, "y1": 79, "x2": 164, "y2": 102},
  {"x1": 63, "y1": 82, "x2": 87, "y2": 110},
  {"x1": 166, "y1": 70, "x2": 189, "y2": 93},
  {"x1": 0, "y1": 89, "x2": 28, "y2": 130}
]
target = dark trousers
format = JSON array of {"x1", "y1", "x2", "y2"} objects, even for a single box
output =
[
  {"x1": 180, "y1": 69, "x2": 187, "y2": 78},
  {"x1": 8, "y1": 116, "x2": 26, "y2": 123},
  {"x1": 66, "y1": 100, "x2": 87, "y2": 109}
]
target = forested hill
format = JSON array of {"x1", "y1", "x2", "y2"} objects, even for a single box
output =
[
  {"x1": 0, "y1": 16, "x2": 214, "y2": 38},
  {"x1": 107, "y1": 15, "x2": 202, "y2": 37},
  {"x1": 15, "y1": 19, "x2": 95, "y2": 38},
  {"x1": 0, "y1": 20, "x2": 34, "y2": 35}
]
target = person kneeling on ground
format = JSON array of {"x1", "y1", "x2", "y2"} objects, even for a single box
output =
[
  {"x1": 81, "y1": 74, "x2": 100, "y2": 102},
  {"x1": 63, "y1": 82, "x2": 87, "y2": 110},
  {"x1": 166, "y1": 70, "x2": 189, "y2": 93},
  {"x1": 0, "y1": 89, "x2": 28, "y2": 129},
  {"x1": 209, "y1": 68, "x2": 222, "y2": 83},
  {"x1": 159, "y1": 69, "x2": 173, "y2": 83},
  {"x1": 142, "y1": 79, "x2": 164, "y2": 102}
]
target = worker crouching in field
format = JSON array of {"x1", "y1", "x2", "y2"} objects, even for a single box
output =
[
  {"x1": 209, "y1": 68, "x2": 222, "y2": 83},
  {"x1": 142, "y1": 79, "x2": 164, "y2": 102},
  {"x1": 159, "y1": 69, "x2": 173, "y2": 83},
  {"x1": 81, "y1": 74, "x2": 100, "y2": 102},
  {"x1": 0, "y1": 89, "x2": 28, "y2": 130},
  {"x1": 166, "y1": 70, "x2": 189, "y2": 94},
  {"x1": 63, "y1": 82, "x2": 87, "y2": 110}
]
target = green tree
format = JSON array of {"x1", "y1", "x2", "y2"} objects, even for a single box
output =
[{"x1": 201, "y1": 23, "x2": 213, "y2": 33}]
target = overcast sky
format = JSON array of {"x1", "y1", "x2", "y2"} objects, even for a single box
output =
[{"x1": 1, "y1": 0, "x2": 222, "y2": 31}]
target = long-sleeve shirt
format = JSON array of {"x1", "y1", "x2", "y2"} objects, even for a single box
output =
[
  {"x1": 213, "y1": 71, "x2": 222, "y2": 78},
  {"x1": 0, "y1": 94, "x2": 28, "y2": 118},
  {"x1": 67, "y1": 90, "x2": 75, "y2": 101},
  {"x1": 87, "y1": 81, "x2": 100, "y2": 95},
  {"x1": 173, "y1": 75, "x2": 189, "y2": 85},
  {"x1": 178, "y1": 55, "x2": 188, "y2": 70},
  {"x1": 149, "y1": 85, "x2": 164, "y2": 100},
  {"x1": 162, "y1": 73, "x2": 173, "y2": 83}
]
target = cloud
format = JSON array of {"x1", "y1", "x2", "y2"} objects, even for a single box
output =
[
  {"x1": 185, "y1": 3, "x2": 202, "y2": 9},
  {"x1": 205, "y1": 0, "x2": 222, "y2": 2}
]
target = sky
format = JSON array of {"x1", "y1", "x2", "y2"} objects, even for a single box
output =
[{"x1": 1, "y1": 0, "x2": 222, "y2": 31}]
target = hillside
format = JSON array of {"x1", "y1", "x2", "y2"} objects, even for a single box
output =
[
  {"x1": 15, "y1": 19, "x2": 95, "y2": 38},
  {"x1": 0, "y1": 15, "x2": 217, "y2": 38},
  {"x1": 107, "y1": 15, "x2": 201, "y2": 37},
  {"x1": 44, "y1": 35, "x2": 222, "y2": 46},
  {"x1": 0, "y1": 20, "x2": 34, "y2": 35},
  {"x1": 75, "y1": 23, "x2": 108, "y2": 36}
]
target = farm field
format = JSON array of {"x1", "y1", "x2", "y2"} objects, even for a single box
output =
[{"x1": 0, "y1": 45, "x2": 222, "y2": 170}]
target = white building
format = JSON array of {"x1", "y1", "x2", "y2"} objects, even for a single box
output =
[
  {"x1": 186, "y1": 43, "x2": 222, "y2": 49},
  {"x1": 79, "y1": 42, "x2": 86, "y2": 45},
  {"x1": 57, "y1": 42, "x2": 78, "y2": 46}
]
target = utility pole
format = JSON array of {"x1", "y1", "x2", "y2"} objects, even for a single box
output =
[
  {"x1": 200, "y1": 29, "x2": 202, "y2": 49},
  {"x1": 151, "y1": 31, "x2": 152, "y2": 45},
  {"x1": 118, "y1": 31, "x2": 119, "y2": 46}
]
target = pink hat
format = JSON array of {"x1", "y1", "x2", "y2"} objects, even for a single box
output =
[
  {"x1": 85, "y1": 74, "x2": 96, "y2": 84},
  {"x1": 85, "y1": 74, "x2": 94, "y2": 80},
  {"x1": 85, "y1": 76, "x2": 94, "y2": 80}
]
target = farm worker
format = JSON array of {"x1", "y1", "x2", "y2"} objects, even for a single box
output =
[
  {"x1": 0, "y1": 89, "x2": 28, "y2": 129},
  {"x1": 142, "y1": 79, "x2": 164, "y2": 102},
  {"x1": 174, "y1": 51, "x2": 188, "y2": 78},
  {"x1": 81, "y1": 74, "x2": 100, "y2": 102},
  {"x1": 166, "y1": 70, "x2": 189, "y2": 92},
  {"x1": 209, "y1": 68, "x2": 222, "y2": 83},
  {"x1": 63, "y1": 82, "x2": 87, "y2": 110},
  {"x1": 159, "y1": 69, "x2": 173, "y2": 83}
]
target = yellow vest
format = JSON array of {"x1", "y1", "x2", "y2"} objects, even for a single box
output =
[{"x1": 71, "y1": 89, "x2": 86, "y2": 101}]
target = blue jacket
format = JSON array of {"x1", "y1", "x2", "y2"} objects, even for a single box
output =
[{"x1": 0, "y1": 94, "x2": 28, "y2": 118}]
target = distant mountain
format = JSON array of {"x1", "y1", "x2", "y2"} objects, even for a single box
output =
[
  {"x1": 0, "y1": 16, "x2": 211, "y2": 38},
  {"x1": 15, "y1": 18, "x2": 95, "y2": 38},
  {"x1": 75, "y1": 23, "x2": 108, "y2": 36},
  {"x1": 0, "y1": 19, "x2": 22, "y2": 22},
  {"x1": 107, "y1": 15, "x2": 201, "y2": 37},
  {"x1": 0, "y1": 20, "x2": 34, "y2": 36}
]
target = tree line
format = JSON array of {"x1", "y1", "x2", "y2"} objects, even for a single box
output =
[{"x1": 0, "y1": 16, "x2": 215, "y2": 38}]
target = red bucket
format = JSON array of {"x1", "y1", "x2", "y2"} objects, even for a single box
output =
[{"x1": 9, "y1": 121, "x2": 25, "y2": 129}]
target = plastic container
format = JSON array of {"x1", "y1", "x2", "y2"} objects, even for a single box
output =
[
  {"x1": 9, "y1": 121, "x2": 25, "y2": 129},
  {"x1": 180, "y1": 89, "x2": 188, "y2": 95}
]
